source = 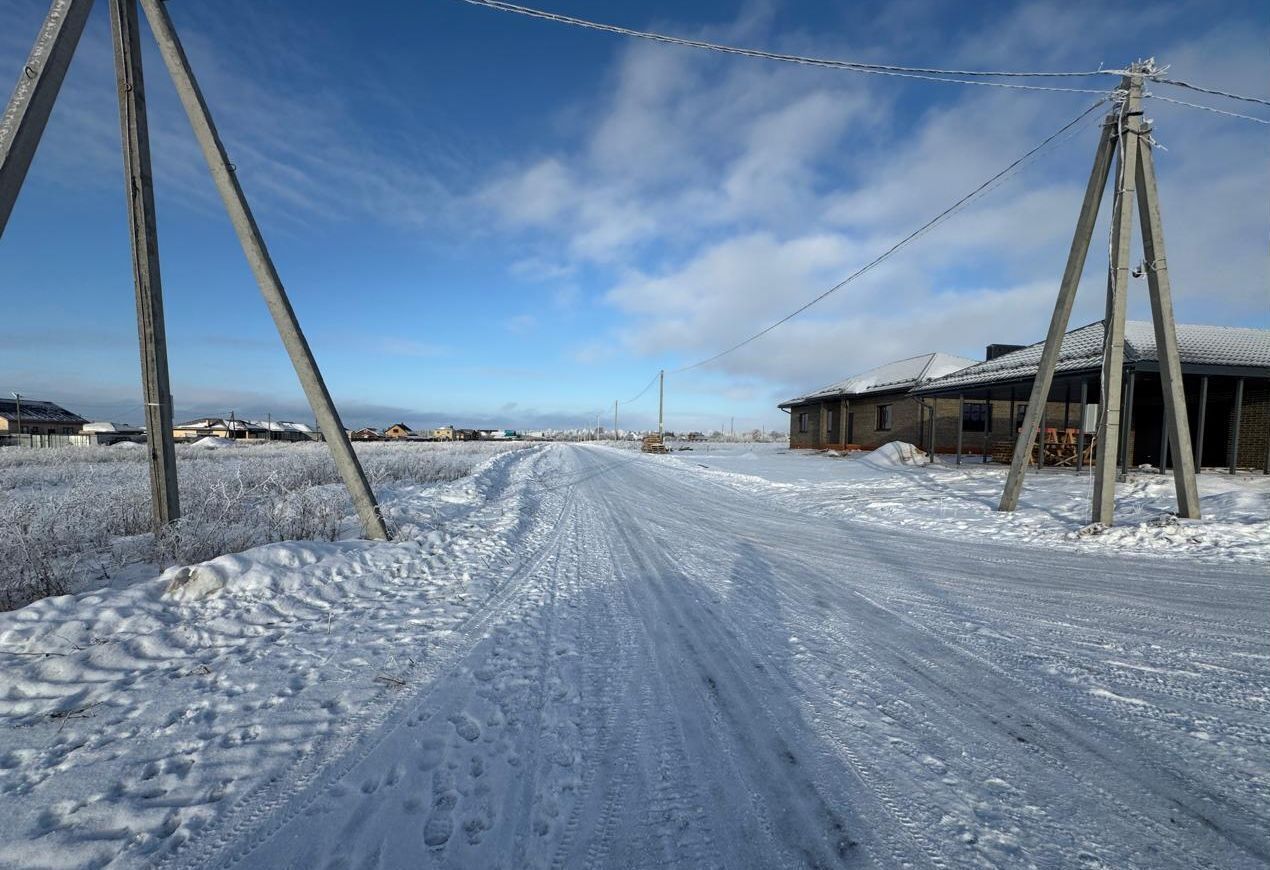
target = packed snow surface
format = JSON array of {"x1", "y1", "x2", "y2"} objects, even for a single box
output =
[{"x1": 0, "y1": 443, "x2": 1266, "y2": 868}]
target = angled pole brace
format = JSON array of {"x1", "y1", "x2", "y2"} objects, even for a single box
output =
[
  {"x1": 0, "y1": 0, "x2": 96, "y2": 236},
  {"x1": 998, "y1": 114, "x2": 1116, "y2": 511},
  {"x1": 137, "y1": 0, "x2": 390, "y2": 540},
  {"x1": 1134, "y1": 129, "x2": 1200, "y2": 517}
]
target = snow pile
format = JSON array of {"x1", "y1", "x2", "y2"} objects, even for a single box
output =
[
  {"x1": 860, "y1": 441, "x2": 930, "y2": 467},
  {"x1": 190, "y1": 436, "x2": 239, "y2": 448}
]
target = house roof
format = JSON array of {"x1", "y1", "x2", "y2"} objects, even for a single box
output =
[
  {"x1": 916, "y1": 321, "x2": 1270, "y2": 393},
  {"x1": 82, "y1": 421, "x2": 142, "y2": 433},
  {"x1": 386, "y1": 422, "x2": 413, "y2": 431},
  {"x1": 779, "y1": 352, "x2": 979, "y2": 408},
  {"x1": 0, "y1": 399, "x2": 88, "y2": 424},
  {"x1": 175, "y1": 417, "x2": 267, "y2": 431},
  {"x1": 252, "y1": 420, "x2": 314, "y2": 433}
]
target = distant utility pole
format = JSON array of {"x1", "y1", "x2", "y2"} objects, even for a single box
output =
[
  {"x1": 997, "y1": 61, "x2": 1198, "y2": 525},
  {"x1": 613, "y1": 399, "x2": 618, "y2": 440},
  {"x1": 658, "y1": 370, "x2": 665, "y2": 436},
  {"x1": 11, "y1": 392, "x2": 21, "y2": 438}
]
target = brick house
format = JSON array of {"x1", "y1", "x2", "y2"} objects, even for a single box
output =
[
  {"x1": 0, "y1": 398, "x2": 88, "y2": 440},
  {"x1": 383, "y1": 423, "x2": 414, "y2": 439},
  {"x1": 779, "y1": 353, "x2": 977, "y2": 450},
  {"x1": 914, "y1": 321, "x2": 1270, "y2": 472}
]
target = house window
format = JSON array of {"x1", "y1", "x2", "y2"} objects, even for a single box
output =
[
  {"x1": 1014, "y1": 403, "x2": 1028, "y2": 430},
  {"x1": 798, "y1": 412, "x2": 809, "y2": 433},
  {"x1": 962, "y1": 402, "x2": 989, "y2": 433},
  {"x1": 826, "y1": 408, "x2": 836, "y2": 433},
  {"x1": 876, "y1": 404, "x2": 893, "y2": 431}
]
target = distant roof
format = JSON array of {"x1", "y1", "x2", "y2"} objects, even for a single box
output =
[
  {"x1": 175, "y1": 417, "x2": 267, "y2": 431},
  {"x1": 82, "y1": 421, "x2": 142, "y2": 433},
  {"x1": 251, "y1": 420, "x2": 314, "y2": 433},
  {"x1": 917, "y1": 321, "x2": 1270, "y2": 393},
  {"x1": 780, "y1": 352, "x2": 979, "y2": 407},
  {"x1": 0, "y1": 398, "x2": 87, "y2": 424}
]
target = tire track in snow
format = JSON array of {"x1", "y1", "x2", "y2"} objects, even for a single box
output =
[{"x1": 159, "y1": 449, "x2": 578, "y2": 870}]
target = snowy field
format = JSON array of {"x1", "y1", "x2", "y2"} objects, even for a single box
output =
[
  {"x1": 0, "y1": 443, "x2": 1266, "y2": 868},
  {"x1": 0, "y1": 440, "x2": 531, "y2": 610},
  {"x1": 671, "y1": 440, "x2": 1270, "y2": 563}
]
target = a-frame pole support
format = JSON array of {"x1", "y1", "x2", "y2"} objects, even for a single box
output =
[
  {"x1": 110, "y1": 0, "x2": 181, "y2": 530},
  {"x1": 1091, "y1": 73, "x2": 1144, "y2": 526},
  {"x1": 1134, "y1": 127, "x2": 1201, "y2": 518},
  {"x1": 138, "y1": 0, "x2": 389, "y2": 540},
  {"x1": 0, "y1": 0, "x2": 96, "y2": 236},
  {"x1": 998, "y1": 114, "x2": 1116, "y2": 511}
]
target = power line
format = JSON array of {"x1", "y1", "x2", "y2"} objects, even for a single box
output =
[
  {"x1": 1145, "y1": 92, "x2": 1270, "y2": 126},
  {"x1": 1150, "y1": 76, "x2": 1270, "y2": 110},
  {"x1": 671, "y1": 96, "x2": 1110, "y2": 374},
  {"x1": 457, "y1": 0, "x2": 1116, "y2": 94},
  {"x1": 619, "y1": 370, "x2": 660, "y2": 405}
]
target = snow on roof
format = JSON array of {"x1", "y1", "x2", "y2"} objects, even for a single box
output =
[
  {"x1": 175, "y1": 417, "x2": 267, "y2": 431},
  {"x1": 780, "y1": 352, "x2": 979, "y2": 407},
  {"x1": 0, "y1": 399, "x2": 88, "y2": 424},
  {"x1": 250, "y1": 420, "x2": 314, "y2": 433},
  {"x1": 917, "y1": 321, "x2": 1270, "y2": 392},
  {"x1": 82, "y1": 421, "x2": 142, "y2": 433}
]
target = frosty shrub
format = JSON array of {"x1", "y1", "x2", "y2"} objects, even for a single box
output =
[{"x1": 0, "y1": 441, "x2": 530, "y2": 610}]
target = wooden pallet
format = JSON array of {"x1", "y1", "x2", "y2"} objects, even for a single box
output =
[{"x1": 641, "y1": 434, "x2": 670, "y2": 454}]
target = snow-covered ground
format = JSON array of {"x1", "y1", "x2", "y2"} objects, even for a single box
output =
[
  {"x1": 0, "y1": 443, "x2": 1266, "y2": 868},
  {"x1": 0, "y1": 440, "x2": 531, "y2": 610},
  {"x1": 672, "y1": 441, "x2": 1270, "y2": 562}
]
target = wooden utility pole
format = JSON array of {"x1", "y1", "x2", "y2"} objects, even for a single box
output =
[
  {"x1": 138, "y1": 0, "x2": 388, "y2": 539},
  {"x1": 109, "y1": 0, "x2": 180, "y2": 529},
  {"x1": 658, "y1": 370, "x2": 665, "y2": 436},
  {"x1": 998, "y1": 61, "x2": 1200, "y2": 524},
  {"x1": 0, "y1": 0, "x2": 95, "y2": 236},
  {"x1": 613, "y1": 400, "x2": 618, "y2": 440}
]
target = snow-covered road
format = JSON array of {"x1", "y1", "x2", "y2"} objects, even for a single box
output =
[{"x1": 2, "y1": 444, "x2": 1267, "y2": 868}]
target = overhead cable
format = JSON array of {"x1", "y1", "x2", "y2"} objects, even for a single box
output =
[
  {"x1": 1150, "y1": 76, "x2": 1270, "y2": 109},
  {"x1": 1145, "y1": 92, "x2": 1270, "y2": 126},
  {"x1": 671, "y1": 97, "x2": 1110, "y2": 374},
  {"x1": 619, "y1": 371, "x2": 660, "y2": 405},
  {"x1": 458, "y1": 0, "x2": 1116, "y2": 94}
]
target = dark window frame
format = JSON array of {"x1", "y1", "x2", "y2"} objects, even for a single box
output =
[
  {"x1": 876, "y1": 404, "x2": 893, "y2": 431},
  {"x1": 797, "y1": 412, "x2": 809, "y2": 434}
]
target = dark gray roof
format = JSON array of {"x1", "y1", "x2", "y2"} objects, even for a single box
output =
[
  {"x1": 780, "y1": 352, "x2": 978, "y2": 408},
  {"x1": 0, "y1": 399, "x2": 87, "y2": 424},
  {"x1": 917, "y1": 321, "x2": 1270, "y2": 392}
]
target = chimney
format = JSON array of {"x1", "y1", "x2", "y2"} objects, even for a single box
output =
[{"x1": 985, "y1": 343, "x2": 1025, "y2": 361}]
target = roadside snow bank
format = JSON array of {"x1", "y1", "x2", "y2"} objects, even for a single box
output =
[
  {"x1": 661, "y1": 443, "x2": 1270, "y2": 563},
  {"x1": 0, "y1": 445, "x2": 562, "y2": 869}
]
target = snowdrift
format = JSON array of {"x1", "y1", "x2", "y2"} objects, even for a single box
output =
[{"x1": 860, "y1": 441, "x2": 930, "y2": 467}]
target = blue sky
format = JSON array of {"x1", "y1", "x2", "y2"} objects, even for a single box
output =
[{"x1": 1, "y1": 0, "x2": 1267, "y2": 433}]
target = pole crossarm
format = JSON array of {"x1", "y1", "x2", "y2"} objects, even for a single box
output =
[{"x1": 0, "y1": 0, "x2": 95, "y2": 236}]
